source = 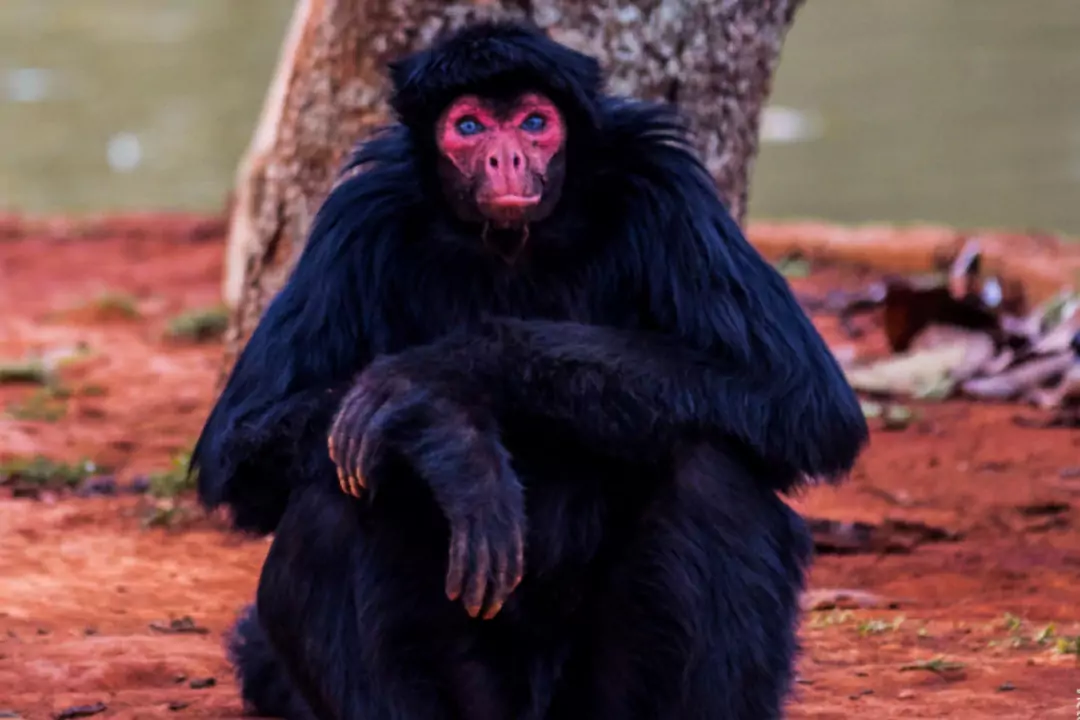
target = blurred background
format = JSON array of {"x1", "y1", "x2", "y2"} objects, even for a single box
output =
[
  {"x1": 1, "y1": 0, "x2": 1078, "y2": 233},
  {"x1": 2, "y1": 5, "x2": 1080, "y2": 718}
]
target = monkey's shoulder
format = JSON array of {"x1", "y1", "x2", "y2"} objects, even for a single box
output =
[
  {"x1": 594, "y1": 99, "x2": 711, "y2": 192},
  {"x1": 299, "y1": 130, "x2": 425, "y2": 255}
]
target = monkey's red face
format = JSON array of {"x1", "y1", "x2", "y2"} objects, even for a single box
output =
[{"x1": 436, "y1": 92, "x2": 566, "y2": 230}]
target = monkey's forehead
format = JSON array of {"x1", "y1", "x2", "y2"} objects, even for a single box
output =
[{"x1": 387, "y1": 21, "x2": 602, "y2": 129}]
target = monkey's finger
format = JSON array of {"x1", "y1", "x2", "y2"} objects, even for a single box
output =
[
  {"x1": 340, "y1": 430, "x2": 363, "y2": 491},
  {"x1": 481, "y1": 597, "x2": 505, "y2": 621},
  {"x1": 337, "y1": 380, "x2": 380, "y2": 427},
  {"x1": 354, "y1": 399, "x2": 405, "y2": 488},
  {"x1": 328, "y1": 436, "x2": 352, "y2": 494},
  {"x1": 445, "y1": 524, "x2": 469, "y2": 603},
  {"x1": 329, "y1": 429, "x2": 359, "y2": 494},
  {"x1": 343, "y1": 466, "x2": 364, "y2": 498},
  {"x1": 336, "y1": 464, "x2": 353, "y2": 496},
  {"x1": 338, "y1": 398, "x2": 384, "y2": 488},
  {"x1": 332, "y1": 440, "x2": 358, "y2": 496},
  {"x1": 352, "y1": 429, "x2": 390, "y2": 496},
  {"x1": 332, "y1": 384, "x2": 383, "y2": 457},
  {"x1": 327, "y1": 435, "x2": 338, "y2": 464},
  {"x1": 484, "y1": 528, "x2": 525, "y2": 620},
  {"x1": 463, "y1": 526, "x2": 492, "y2": 619},
  {"x1": 328, "y1": 437, "x2": 362, "y2": 497},
  {"x1": 482, "y1": 539, "x2": 513, "y2": 620},
  {"x1": 509, "y1": 525, "x2": 525, "y2": 594},
  {"x1": 328, "y1": 409, "x2": 355, "y2": 470},
  {"x1": 348, "y1": 381, "x2": 396, "y2": 433},
  {"x1": 344, "y1": 390, "x2": 401, "y2": 485},
  {"x1": 358, "y1": 396, "x2": 433, "y2": 492},
  {"x1": 329, "y1": 391, "x2": 360, "y2": 444}
]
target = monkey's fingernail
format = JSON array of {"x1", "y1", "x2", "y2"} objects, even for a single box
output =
[
  {"x1": 482, "y1": 601, "x2": 503, "y2": 620},
  {"x1": 466, "y1": 604, "x2": 482, "y2": 618}
]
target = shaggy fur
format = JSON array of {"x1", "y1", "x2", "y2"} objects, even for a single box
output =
[{"x1": 192, "y1": 20, "x2": 867, "y2": 720}]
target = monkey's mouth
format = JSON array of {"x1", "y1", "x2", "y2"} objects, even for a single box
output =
[
  {"x1": 478, "y1": 194, "x2": 542, "y2": 229},
  {"x1": 485, "y1": 194, "x2": 541, "y2": 208}
]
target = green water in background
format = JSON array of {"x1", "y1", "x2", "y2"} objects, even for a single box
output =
[{"x1": 1, "y1": 0, "x2": 1078, "y2": 233}]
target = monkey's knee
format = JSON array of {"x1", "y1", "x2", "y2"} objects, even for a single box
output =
[{"x1": 227, "y1": 605, "x2": 316, "y2": 720}]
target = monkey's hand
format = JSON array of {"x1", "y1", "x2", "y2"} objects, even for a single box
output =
[{"x1": 327, "y1": 356, "x2": 525, "y2": 620}]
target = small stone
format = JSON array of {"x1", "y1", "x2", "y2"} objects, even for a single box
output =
[
  {"x1": 898, "y1": 689, "x2": 915, "y2": 699},
  {"x1": 167, "y1": 701, "x2": 189, "y2": 712},
  {"x1": 189, "y1": 677, "x2": 216, "y2": 690},
  {"x1": 997, "y1": 681, "x2": 1015, "y2": 692},
  {"x1": 53, "y1": 703, "x2": 107, "y2": 720},
  {"x1": 128, "y1": 475, "x2": 151, "y2": 494},
  {"x1": 149, "y1": 617, "x2": 209, "y2": 635},
  {"x1": 76, "y1": 475, "x2": 117, "y2": 497},
  {"x1": 11, "y1": 486, "x2": 41, "y2": 500}
]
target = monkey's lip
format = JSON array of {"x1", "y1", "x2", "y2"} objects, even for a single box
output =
[{"x1": 481, "y1": 194, "x2": 542, "y2": 209}]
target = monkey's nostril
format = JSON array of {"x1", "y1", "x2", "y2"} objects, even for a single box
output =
[
  {"x1": 512, "y1": 155, "x2": 520, "y2": 169},
  {"x1": 489, "y1": 156, "x2": 498, "y2": 168}
]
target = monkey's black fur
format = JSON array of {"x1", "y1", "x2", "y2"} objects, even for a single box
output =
[{"x1": 193, "y1": 20, "x2": 868, "y2": 720}]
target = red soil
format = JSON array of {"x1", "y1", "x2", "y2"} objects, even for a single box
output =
[{"x1": 0, "y1": 216, "x2": 1077, "y2": 719}]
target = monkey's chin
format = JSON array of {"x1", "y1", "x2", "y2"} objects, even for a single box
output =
[
  {"x1": 490, "y1": 217, "x2": 526, "y2": 231},
  {"x1": 481, "y1": 223, "x2": 530, "y2": 264},
  {"x1": 480, "y1": 208, "x2": 532, "y2": 230}
]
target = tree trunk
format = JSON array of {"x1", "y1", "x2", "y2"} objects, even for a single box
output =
[{"x1": 221, "y1": 0, "x2": 805, "y2": 372}]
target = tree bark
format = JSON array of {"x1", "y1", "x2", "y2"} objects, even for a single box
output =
[{"x1": 221, "y1": 0, "x2": 805, "y2": 371}]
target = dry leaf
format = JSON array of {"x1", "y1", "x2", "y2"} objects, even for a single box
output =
[{"x1": 845, "y1": 344, "x2": 970, "y2": 398}]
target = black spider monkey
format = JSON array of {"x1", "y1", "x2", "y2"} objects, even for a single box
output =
[{"x1": 192, "y1": 20, "x2": 868, "y2": 720}]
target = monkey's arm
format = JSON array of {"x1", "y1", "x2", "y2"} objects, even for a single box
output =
[
  {"x1": 190, "y1": 253, "x2": 362, "y2": 534},
  {"x1": 361, "y1": 305, "x2": 865, "y2": 493},
  {"x1": 189, "y1": 141, "x2": 414, "y2": 534}
]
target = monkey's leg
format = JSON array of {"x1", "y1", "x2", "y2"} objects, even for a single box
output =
[
  {"x1": 255, "y1": 482, "x2": 507, "y2": 719},
  {"x1": 562, "y1": 443, "x2": 813, "y2": 720}
]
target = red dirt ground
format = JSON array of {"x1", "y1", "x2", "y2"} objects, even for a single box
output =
[{"x1": 1, "y1": 216, "x2": 1077, "y2": 719}]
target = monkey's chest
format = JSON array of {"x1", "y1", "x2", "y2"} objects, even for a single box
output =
[
  {"x1": 394, "y1": 263, "x2": 636, "y2": 350},
  {"x1": 497, "y1": 451, "x2": 654, "y2": 637},
  {"x1": 507, "y1": 428, "x2": 656, "y2": 575}
]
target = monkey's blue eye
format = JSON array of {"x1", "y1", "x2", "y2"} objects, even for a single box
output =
[
  {"x1": 521, "y1": 114, "x2": 546, "y2": 132},
  {"x1": 456, "y1": 117, "x2": 484, "y2": 136}
]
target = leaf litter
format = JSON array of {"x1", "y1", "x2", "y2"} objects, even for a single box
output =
[{"x1": 806, "y1": 238, "x2": 1080, "y2": 426}]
